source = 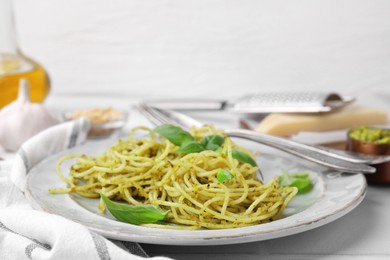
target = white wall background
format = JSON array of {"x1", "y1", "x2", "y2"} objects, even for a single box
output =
[{"x1": 13, "y1": 0, "x2": 390, "y2": 100}]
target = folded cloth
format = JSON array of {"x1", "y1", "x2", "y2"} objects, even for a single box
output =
[{"x1": 0, "y1": 118, "x2": 171, "y2": 260}]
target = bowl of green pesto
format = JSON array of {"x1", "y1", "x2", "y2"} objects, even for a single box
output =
[
  {"x1": 348, "y1": 126, "x2": 390, "y2": 144},
  {"x1": 347, "y1": 126, "x2": 390, "y2": 184}
]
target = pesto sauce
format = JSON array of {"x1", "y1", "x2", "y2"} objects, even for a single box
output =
[{"x1": 349, "y1": 126, "x2": 390, "y2": 144}]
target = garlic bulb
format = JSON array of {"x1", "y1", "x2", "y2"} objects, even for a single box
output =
[{"x1": 0, "y1": 79, "x2": 59, "y2": 151}]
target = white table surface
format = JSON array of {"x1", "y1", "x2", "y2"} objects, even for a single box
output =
[{"x1": 2, "y1": 92, "x2": 390, "y2": 260}]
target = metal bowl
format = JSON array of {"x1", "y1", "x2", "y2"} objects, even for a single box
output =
[{"x1": 347, "y1": 128, "x2": 390, "y2": 184}]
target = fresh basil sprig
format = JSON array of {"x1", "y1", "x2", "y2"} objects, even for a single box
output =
[
  {"x1": 177, "y1": 141, "x2": 205, "y2": 153},
  {"x1": 154, "y1": 124, "x2": 195, "y2": 146},
  {"x1": 154, "y1": 124, "x2": 258, "y2": 167},
  {"x1": 231, "y1": 149, "x2": 257, "y2": 167},
  {"x1": 154, "y1": 124, "x2": 218, "y2": 154},
  {"x1": 201, "y1": 135, "x2": 225, "y2": 151},
  {"x1": 101, "y1": 194, "x2": 169, "y2": 225},
  {"x1": 216, "y1": 146, "x2": 257, "y2": 167},
  {"x1": 217, "y1": 169, "x2": 235, "y2": 183},
  {"x1": 279, "y1": 170, "x2": 313, "y2": 194}
]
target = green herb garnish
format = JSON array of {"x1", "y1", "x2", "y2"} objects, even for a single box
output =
[
  {"x1": 101, "y1": 194, "x2": 169, "y2": 225},
  {"x1": 201, "y1": 134, "x2": 225, "y2": 151},
  {"x1": 217, "y1": 169, "x2": 235, "y2": 183},
  {"x1": 231, "y1": 149, "x2": 257, "y2": 167},
  {"x1": 154, "y1": 124, "x2": 258, "y2": 167},
  {"x1": 154, "y1": 124, "x2": 195, "y2": 146},
  {"x1": 177, "y1": 141, "x2": 206, "y2": 153},
  {"x1": 279, "y1": 170, "x2": 313, "y2": 194}
]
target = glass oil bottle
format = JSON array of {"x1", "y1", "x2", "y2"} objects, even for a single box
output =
[{"x1": 0, "y1": 0, "x2": 50, "y2": 108}]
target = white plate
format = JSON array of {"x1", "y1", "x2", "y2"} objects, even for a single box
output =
[{"x1": 25, "y1": 138, "x2": 367, "y2": 246}]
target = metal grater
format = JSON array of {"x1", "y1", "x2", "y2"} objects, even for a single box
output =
[
  {"x1": 146, "y1": 92, "x2": 355, "y2": 113},
  {"x1": 232, "y1": 92, "x2": 354, "y2": 113}
]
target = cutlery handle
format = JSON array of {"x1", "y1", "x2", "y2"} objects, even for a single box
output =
[
  {"x1": 139, "y1": 104, "x2": 378, "y2": 174},
  {"x1": 146, "y1": 100, "x2": 227, "y2": 111},
  {"x1": 225, "y1": 129, "x2": 376, "y2": 174},
  {"x1": 311, "y1": 145, "x2": 390, "y2": 165}
]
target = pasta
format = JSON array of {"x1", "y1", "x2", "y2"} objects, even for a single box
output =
[{"x1": 50, "y1": 125, "x2": 297, "y2": 229}]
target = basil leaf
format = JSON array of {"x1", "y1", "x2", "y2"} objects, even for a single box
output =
[
  {"x1": 232, "y1": 149, "x2": 257, "y2": 167},
  {"x1": 289, "y1": 178, "x2": 313, "y2": 194},
  {"x1": 101, "y1": 194, "x2": 169, "y2": 225},
  {"x1": 279, "y1": 171, "x2": 294, "y2": 187},
  {"x1": 201, "y1": 135, "x2": 225, "y2": 151},
  {"x1": 215, "y1": 147, "x2": 224, "y2": 153},
  {"x1": 154, "y1": 124, "x2": 195, "y2": 146},
  {"x1": 217, "y1": 169, "x2": 235, "y2": 183},
  {"x1": 279, "y1": 170, "x2": 313, "y2": 194},
  {"x1": 178, "y1": 141, "x2": 205, "y2": 154}
]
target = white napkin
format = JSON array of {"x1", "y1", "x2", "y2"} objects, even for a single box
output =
[{"x1": 0, "y1": 118, "x2": 171, "y2": 260}]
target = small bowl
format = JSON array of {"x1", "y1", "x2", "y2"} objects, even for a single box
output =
[
  {"x1": 347, "y1": 127, "x2": 390, "y2": 184},
  {"x1": 65, "y1": 107, "x2": 128, "y2": 138}
]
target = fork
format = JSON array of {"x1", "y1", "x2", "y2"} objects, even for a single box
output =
[{"x1": 138, "y1": 103, "x2": 381, "y2": 174}]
